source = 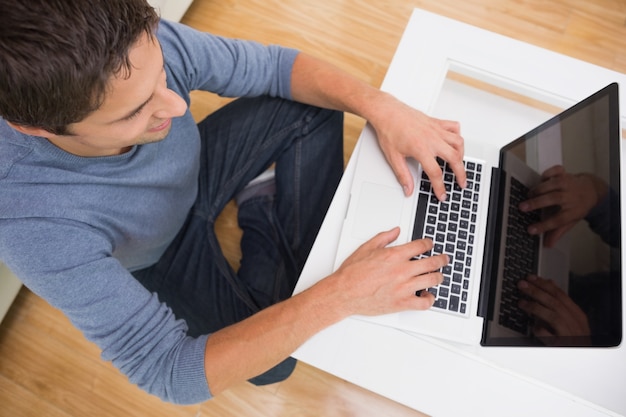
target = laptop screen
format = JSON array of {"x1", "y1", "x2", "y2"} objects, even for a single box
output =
[{"x1": 481, "y1": 83, "x2": 622, "y2": 347}]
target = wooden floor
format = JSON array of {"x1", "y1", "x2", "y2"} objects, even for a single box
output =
[{"x1": 2, "y1": 1, "x2": 626, "y2": 416}]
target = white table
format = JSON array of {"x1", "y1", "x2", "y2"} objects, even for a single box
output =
[
  {"x1": 148, "y1": 0, "x2": 194, "y2": 23},
  {"x1": 294, "y1": 9, "x2": 626, "y2": 417}
]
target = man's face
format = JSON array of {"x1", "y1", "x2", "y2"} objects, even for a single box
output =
[{"x1": 46, "y1": 33, "x2": 188, "y2": 157}]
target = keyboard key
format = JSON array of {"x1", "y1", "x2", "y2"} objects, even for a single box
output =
[
  {"x1": 439, "y1": 286, "x2": 449, "y2": 298},
  {"x1": 449, "y1": 296, "x2": 460, "y2": 312}
]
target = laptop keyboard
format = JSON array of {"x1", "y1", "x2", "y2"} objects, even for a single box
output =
[
  {"x1": 412, "y1": 158, "x2": 483, "y2": 316},
  {"x1": 497, "y1": 177, "x2": 540, "y2": 334}
]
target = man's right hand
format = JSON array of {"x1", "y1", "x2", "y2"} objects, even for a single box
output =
[{"x1": 329, "y1": 227, "x2": 448, "y2": 317}]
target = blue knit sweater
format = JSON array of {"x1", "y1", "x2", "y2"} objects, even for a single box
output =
[{"x1": 0, "y1": 20, "x2": 298, "y2": 404}]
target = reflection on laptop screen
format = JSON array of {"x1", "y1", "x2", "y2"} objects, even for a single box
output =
[{"x1": 482, "y1": 83, "x2": 622, "y2": 347}]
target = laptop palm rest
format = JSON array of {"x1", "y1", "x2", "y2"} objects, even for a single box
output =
[{"x1": 351, "y1": 182, "x2": 406, "y2": 241}]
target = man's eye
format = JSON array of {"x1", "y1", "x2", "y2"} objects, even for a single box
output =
[{"x1": 123, "y1": 109, "x2": 142, "y2": 121}]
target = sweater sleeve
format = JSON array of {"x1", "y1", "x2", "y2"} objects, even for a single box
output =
[
  {"x1": 157, "y1": 19, "x2": 299, "y2": 101},
  {"x1": 0, "y1": 218, "x2": 212, "y2": 404}
]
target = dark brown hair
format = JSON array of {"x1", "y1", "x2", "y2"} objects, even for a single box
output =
[{"x1": 0, "y1": 0, "x2": 159, "y2": 134}]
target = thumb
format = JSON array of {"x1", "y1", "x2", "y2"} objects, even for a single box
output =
[
  {"x1": 342, "y1": 227, "x2": 401, "y2": 266},
  {"x1": 387, "y1": 153, "x2": 414, "y2": 196},
  {"x1": 544, "y1": 224, "x2": 571, "y2": 248},
  {"x1": 369, "y1": 227, "x2": 402, "y2": 248}
]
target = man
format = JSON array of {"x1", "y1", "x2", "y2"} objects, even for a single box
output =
[{"x1": 0, "y1": 0, "x2": 465, "y2": 404}]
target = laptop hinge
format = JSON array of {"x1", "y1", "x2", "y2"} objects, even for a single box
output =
[{"x1": 477, "y1": 166, "x2": 504, "y2": 319}]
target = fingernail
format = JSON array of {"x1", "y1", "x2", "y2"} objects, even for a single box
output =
[
  {"x1": 528, "y1": 226, "x2": 537, "y2": 235},
  {"x1": 403, "y1": 185, "x2": 410, "y2": 196},
  {"x1": 439, "y1": 193, "x2": 447, "y2": 201},
  {"x1": 519, "y1": 202, "x2": 529, "y2": 212},
  {"x1": 518, "y1": 280, "x2": 528, "y2": 289},
  {"x1": 527, "y1": 275, "x2": 537, "y2": 281}
]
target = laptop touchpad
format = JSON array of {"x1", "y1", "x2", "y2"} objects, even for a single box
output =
[{"x1": 352, "y1": 182, "x2": 405, "y2": 241}]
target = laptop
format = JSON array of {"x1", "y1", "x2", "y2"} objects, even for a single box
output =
[{"x1": 333, "y1": 82, "x2": 622, "y2": 347}]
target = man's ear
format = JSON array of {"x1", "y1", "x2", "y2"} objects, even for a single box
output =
[{"x1": 6, "y1": 121, "x2": 52, "y2": 138}]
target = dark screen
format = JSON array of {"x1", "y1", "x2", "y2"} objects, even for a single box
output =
[{"x1": 482, "y1": 83, "x2": 622, "y2": 347}]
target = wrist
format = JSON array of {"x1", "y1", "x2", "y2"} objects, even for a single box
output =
[
  {"x1": 303, "y1": 271, "x2": 354, "y2": 324},
  {"x1": 357, "y1": 90, "x2": 398, "y2": 126}
]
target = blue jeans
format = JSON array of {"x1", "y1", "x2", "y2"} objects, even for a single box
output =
[{"x1": 133, "y1": 96, "x2": 344, "y2": 385}]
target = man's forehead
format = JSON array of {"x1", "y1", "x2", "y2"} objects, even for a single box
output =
[{"x1": 85, "y1": 36, "x2": 164, "y2": 124}]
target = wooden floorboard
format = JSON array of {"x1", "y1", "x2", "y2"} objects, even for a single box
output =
[{"x1": 2, "y1": 0, "x2": 625, "y2": 415}]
